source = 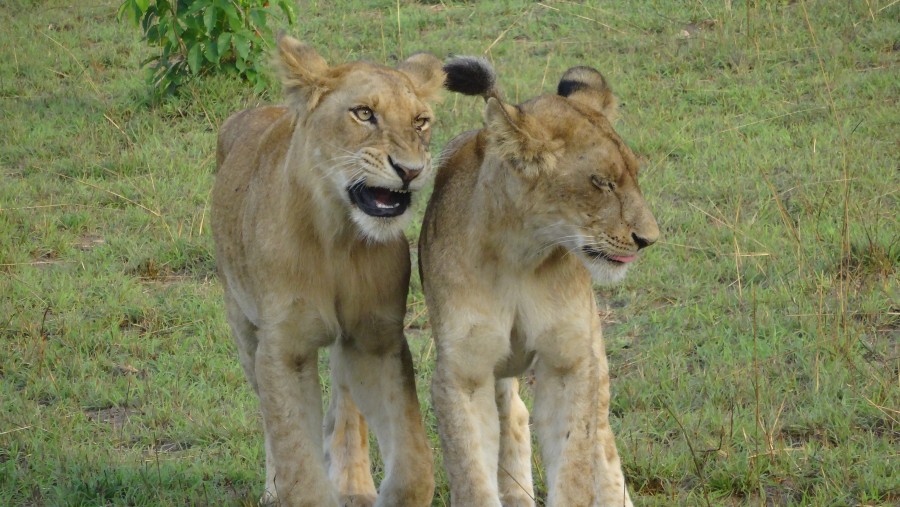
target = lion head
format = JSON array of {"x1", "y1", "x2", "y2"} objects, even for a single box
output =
[
  {"x1": 276, "y1": 36, "x2": 445, "y2": 242},
  {"x1": 445, "y1": 59, "x2": 660, "y2": 283}
]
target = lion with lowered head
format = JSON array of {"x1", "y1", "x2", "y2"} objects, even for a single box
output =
[
  {"x1": 419, "y1": 58, "x2": 659, "y2": 507},
  {"x1": 211, "y1": 36, "x2": 451, "y2": 507}
]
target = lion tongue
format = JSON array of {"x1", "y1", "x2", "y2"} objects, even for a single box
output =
[
  {"x1": 609, "y1": 255, "x2": 636, "y2": 263},
  {"x1": 372, "y1": 188, "x2": 398, "y2": 209}
]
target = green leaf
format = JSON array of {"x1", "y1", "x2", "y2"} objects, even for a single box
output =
[
  {"x1": 253, "y1": 75, "x2": 267, "y2": 94},
  {"x1": 217, "y1": 32, "x2": 232, "y2": 55},
  {"x1": 184, "y1": 17, "x2": 206, "y2": 35},
  {"x1": 234, "y1": 56, "x2": 247, "y2": 73},
  {"x1": 145, "y1": 24, "x2": 159, "y2": 43},
  {"x1": 156, "y1": 0, "x2": 171, "y2": 15},
  {"x1": 221, "y1": 3, "x2": 242, "y2": 32},
  {"x1": 140, "y1": 55, "x2": 160, "y2": 66},
  {"x1": 140, "y1": 8, "x2": 157, "y2": 34},
  {"x1": 204, "y1": 39, "x2": 219, "y2": 64},
  {"x1": 117, "y1": 1, "x2": 140, "y2": 23},
  {"x1": 185, "y1": 2, "x2": 204, "y2": 15},
  {"x1": 277, "y1": 0, "x2": 297, "y2": 25},
  {"x1": 166, "y1": 26, "x2": 180, "y2": 47},
  {"x1": 232, "y1": 33, "x2": 250, "y2": 60},
  {"x1": 249, "y1": 8, "x2": 266, "y2": 30},
  {"x1": 188, "y1": 43, "x2": 203, "y2": 75},
  {"x1": 203, "y1": 6, "x2": 218, "y2": 33},
  {"x1": 134, "y1": 0, "x2": 150, "y2": 12}
]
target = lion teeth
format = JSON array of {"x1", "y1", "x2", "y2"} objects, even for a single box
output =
[{"x1": 376, "y1": 201, "x2": 400, "y2": 209}]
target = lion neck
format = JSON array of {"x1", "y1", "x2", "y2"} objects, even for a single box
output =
[
  {"x1": 275, "y1": 118, "x2": 361, "y2": 250},
  {"x1": 473, "y1": 155, "x2": 567, "y2": 272}
]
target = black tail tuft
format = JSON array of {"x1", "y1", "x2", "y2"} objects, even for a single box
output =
[{"x1": 443, "y1": 56, "x2": 497, "y2": 99}]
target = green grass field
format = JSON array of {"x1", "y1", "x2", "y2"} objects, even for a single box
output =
[{"x1": 1, "y1": 0, "x2": 897, "y2": 505}]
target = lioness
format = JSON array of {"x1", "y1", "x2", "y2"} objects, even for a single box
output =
[
  {"x1": 419, "y1": 58, "x2": 659, "y2": 506},
  {"x1": 211, "y1": 36, "x2": 448, "y2": 506}
]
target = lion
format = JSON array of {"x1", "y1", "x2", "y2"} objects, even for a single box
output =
[
  {"x1": 419, "y1": 58, "x2": 660, "y2": 507},
  {"x1": 211, "y1": 36, "x2": 452, "y2": 507}
]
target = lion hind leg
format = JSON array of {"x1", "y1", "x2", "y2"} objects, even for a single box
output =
[
  {"x1": 496, "y1": 377, "x2": 535, "y2": 507},
  {"x1": 593, "y1": 344, "x2": 633, "y2": 507},
  {"x1": 222, "y1": 292, "x2": 286, "y2": 505},
  {"x1": 325, "y1": 370, "x2": 377, "y2": 507},
  {"x1": 223, "y1": 291, "x2": 260, "y2": 392},
  {"x1": 331, "y1": 337, "x2": 434, "y2": 507}
]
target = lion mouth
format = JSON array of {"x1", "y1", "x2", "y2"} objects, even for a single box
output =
[
  {"x1": 347, "y1": 181, "x2": 412, "y2": 218},
  {"x1": 582, "y1": 246, "x2": 636, "y2": 265}
]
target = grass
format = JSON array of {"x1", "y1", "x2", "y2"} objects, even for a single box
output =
[{"x1": 1, "y1": 0, "x2": 897, "y2": 505}]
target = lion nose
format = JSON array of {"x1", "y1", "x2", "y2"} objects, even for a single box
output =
[
  {"x1": 389, "y1": 157, "x2": 422, "y2": 184},
  {"x1": 632, "y1": 232, "x2": 657, "y2": 250}
]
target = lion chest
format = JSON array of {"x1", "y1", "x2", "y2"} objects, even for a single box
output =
[
  {"x1": 235, "y1": 234, "x2": 410, "y2": 347},
  {"x1": 470, "y1": 263, "x2": 596, "y2": 378}
]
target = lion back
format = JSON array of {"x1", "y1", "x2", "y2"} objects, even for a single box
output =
[{"x1": 215, "y1": 106, "x2": 290, "y2": 170}]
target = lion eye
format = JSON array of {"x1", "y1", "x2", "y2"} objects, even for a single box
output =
[
  {"x1": 591, "y1": 175, "x2": 615, "y2": 191},
  {"x1": 413, "y1": 115, "x2": 430, "y2": 131},
  {"x1": 351, "y1": 106, "x2": 376, "y2": 124}
]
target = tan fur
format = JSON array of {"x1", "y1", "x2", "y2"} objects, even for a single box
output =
[
  {"x1": 211, "y1": 36, "x2": 444, "y2": 507},
  {"x1": 420, "y1": 66, "x2": 659, "y2": 506}
]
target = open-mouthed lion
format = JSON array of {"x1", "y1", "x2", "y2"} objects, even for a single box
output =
[
  {"x1": 419, "y1": 58, "x2": 659, "y2": 506},
  {"x1": 211, "y1": 36, "x2": 448, "y2": 506}
]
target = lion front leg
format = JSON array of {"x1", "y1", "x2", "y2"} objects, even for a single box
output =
[
  {"x1": 594, "y1": 430, "x2": 633, "y2": 507},
  {"x1": 255, "y1": 321, "x2": 338, "y2": 507},
  {"x1": 532, "y1": 353, "x2": 603, "y2": 507},
  {"x1": 330, "y1": 331, "x2": 434, "y2": 507},
  {"x1": 532, "y1": 334, "x2": 634, "y2": 507},
  {"x1": 432, "y1": 363, "x2": 503, "y2": 507},
  {"x1": 496, "y1": 377, "x2": 535, "y2": 507},
  {"x1": 430, "y1": 314, "x2": 513, "y2": 507}
]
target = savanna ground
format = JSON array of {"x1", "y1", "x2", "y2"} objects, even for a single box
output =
[{"x1": 1, "y1": 0, "x2": 898, "y2": 505}]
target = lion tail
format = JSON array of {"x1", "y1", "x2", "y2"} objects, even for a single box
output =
[{"x1": 443, "y1": 56, "x2": 499, "y2": 102}]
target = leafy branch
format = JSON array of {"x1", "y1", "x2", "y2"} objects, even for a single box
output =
[{"x1": 119, "y1": 0, "x2": 296, "y2": 101}]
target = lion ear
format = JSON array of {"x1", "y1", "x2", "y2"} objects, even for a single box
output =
[
  {"x1": 397, "y1": 52, "x2": 445, "y2": 102},
  {"x1": 276, "y1": 35, "x2": 331, "y2": 109},
  {"x1": 557, "y1": 66, "x2": 618, "y2": 122},
  {"x1": 484, "y1": 98, "x2": 559, "y2": 176}
]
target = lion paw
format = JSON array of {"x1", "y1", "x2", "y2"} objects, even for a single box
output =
[
  {"x1": 340, "y1": 493, "x2": 377, "y2": 507},
  {"x1": 501, "y1": 495, "x2": 536, "y2": 507}
]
